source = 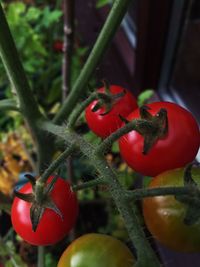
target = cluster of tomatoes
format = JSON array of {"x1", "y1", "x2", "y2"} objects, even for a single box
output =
[
  {"x1": 9, "y1": 85, "x2": 200, "y2": 266},
  {"x1": 85, "y1": 84, "x2": 200, "y2": 253}
]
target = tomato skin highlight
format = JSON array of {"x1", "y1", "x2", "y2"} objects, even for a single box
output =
[
  {"x1": 143, "y1": 168, "x2": 200, "y2": 252},
  {"x1": 119, "y1": 102, "x2": 200, "y2": 176},
  {"x1": 85, "y1": 85, "x2": 138, "y2": 138},
  {"x1": 57, "y1": 233, "x2": 135, "y2": 267},
  {"x1": 11, "y1": 176, "x2": 78, "y2": 246}
]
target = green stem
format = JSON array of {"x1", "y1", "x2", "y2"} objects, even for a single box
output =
[
  {"x1": 72, "y1": 177, "x2": 107, "y2": 191},
  {"x1": 126, "y1": 186, "x2": 191, "y2": 200},
  {"x1": 0, "y1": 99, "x2": 20, "y2": 112},
  {"x1": 0, "y1": 4, "x2": 54, "y2": 173},
  {"x1": 53, "y1": 0, "x2": 132, "y2": 124},
  {"x1": 67, "y1": 92, "x2": 98, "y2": 128},
  {"x1": 38, "y1": 246, "x2": 45, "y2": 267},
  {"x1": 39, "y1": 145, "x2": 76, "y2": 184},
  {"x1": 0, "y1": 4, "x2": 42, "y2": 126},
  {"x1": 95, "y1": 119, "x2": 143, "y2": 154},
  {"x1": 42, "y1": 122, "x2": 161, "y2": 267}
]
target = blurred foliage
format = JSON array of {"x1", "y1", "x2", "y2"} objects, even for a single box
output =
[
  {"x1": 96, "y1": 0, "x2": 114, "y2": 8},
  {"x1": 0, "y1": 0, "x2": 150, "y2": 265},
  {"x1": 45, "y1": 253, "x2": 57, "y2": 267},
  {"x1": 0, "y1": 239, "x2": 27, "y2": 267},
  {"x1": 0, "y1": 132, "x2": 33, "y2": 195},
  {"x1": 0, "y1": 1, "x2": 89, "y2": 124}
]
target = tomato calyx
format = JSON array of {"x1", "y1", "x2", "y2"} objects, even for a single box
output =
[
  {"x1": 14, "y1": 174, "x2": 63, "y2": 232},
  {"x1": 176, "y1": 163, "x2": 200, "y2": 226},
  {"x1": 121, "y1": 105, "x2": 168, "y2": 154},
  {"x1": 92, "y1": 84, "x2": 126, "y2": 116}
]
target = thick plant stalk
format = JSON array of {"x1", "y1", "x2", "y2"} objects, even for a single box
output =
[
  {"x1": 53, "y1": 0, "x2": 132, "y2": 124},
  {"x1": 0, "y1": 3, "x2": 54, "y2": 173},
  {"x1": 0, "y1": 5, "x2": 42, "y2": 124},
  {"x1": 62, "y1": 0, "x2": 75, "y2": 97},
  {"x1": 41, "y1": 121, "x2": 162, "y2": 267},
  {"x1": 62, "y1": 1, "x2": 76, "y2": 241},
  {"x1": 62, "y1": 0, "x2": 76, "y2": 184}
]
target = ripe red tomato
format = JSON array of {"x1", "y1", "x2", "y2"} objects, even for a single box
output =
[
  {"x1": 85, "y1": 85, "x2": 138, "y2": 138},
  {"x1": 119, "y1": 102, "x2": 200, "y2": 176},
  {"x1": 11, "y1": 176, "x2": 78, "y2": 246},
  {"x1": 53, "y1": 40, "x2": 63, "y2": 52},
  {"x1": 143, "y1": 167, "x2": 200, "y2": 252},
  {"x1": 57, "y1": 233, "x2": 135, "y2": 267}
]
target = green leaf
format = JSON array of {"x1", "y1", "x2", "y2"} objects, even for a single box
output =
[
  {"x1": 137, "y1": 89, "x2": 154, "y2": 106},
  {"x1": 26, "y1": 6, "x2": 42, "y2": 21},
  {"x1": 40, "y1": 7, "x2": 62, "y2": 28},
  {"x1": 45, "y1": 253, "x2": 57, "y2": 267},
  {"x1": 6, "y1": 2, "x2": 26, "y2": 23}
]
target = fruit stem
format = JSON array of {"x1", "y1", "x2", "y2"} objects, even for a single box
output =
[
  {"x1": 67, "y1": 92, "x2": 98, "y2": 129},
  {"x1": 39, "y1": 145, "x2": 76, "y2": 184}
]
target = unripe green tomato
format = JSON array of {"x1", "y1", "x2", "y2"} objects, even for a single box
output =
[{"x1": 57, "y1": 233, "x2": 135, "y2": 267}]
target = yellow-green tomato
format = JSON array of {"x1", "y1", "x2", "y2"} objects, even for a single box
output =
[
  {"x1": 143, "y1": 167, "x2": 200, "y2": 252},
  {"x1": 57, "y1": 233, "x2": 135, "y2": 267}
]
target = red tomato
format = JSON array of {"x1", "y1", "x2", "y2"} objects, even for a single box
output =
[
  {"x1": 119, "y1": 102, "x2": 200, "y2": 176},
  {"x1": 143, "y1": 167, "x2": 200, "y2": 252},
  {"x1": 53, "y1": 40, "x2": 63, "y2": 52},
  {"x1": 85, "y1": 85, "x2": 138, "y2": 138},
  {"x1": 11, "y1": 176, "x2": 78, "y2": 246},
  {"x1": 57, "y1": 233, "x2": 135, "y2": 267}
]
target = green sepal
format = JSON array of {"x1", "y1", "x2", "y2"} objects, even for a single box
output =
[
  {"x1": 92, "y1": 86, "x2": 126, "y2": 116},
  {"x1": 30, "y1": 202, "x2": 45, "y2": 232},
  {"x1": 175, "y1": 163, "x2": 200, "y2": 225},
  {"x1": 136, "y1": 106, "x2": 168, "y2": 154},
  {"x1": 14, "y1": 190, "x2": 34, "y2": 203},
  {"x1": 139, "y1": 105, "x2": 153, "y2": 120},
  {"x1": 183, "y1": 163, "x2": 198, "y2": 187},
  {"x1": 30, "y1": 196, "x2": 63, "y2": 232},
  {"x1": 15, "y1": 174, "x2": 63, "y2": 232},
  {"x1": 102, "y1": 79, "x2": 110, "y2": 95},
  {"x1": 24, "y1": 173, "x2": 36, "y2": 187},
  {"x1": 44, "y1": 174, "x2": 59, "y2": 195},
  {"x1": 92, "y1": 100, "x2": 104, "y2": 112},
  {"x1": 118, "y1": 114, "x2": 129, "y2": 124},
  {"x1": 175, "y1": 193, "x2": 200, "y2": 225},
  {"x1": 184, "y1": 202, "x2": 200, "y2": 225}
]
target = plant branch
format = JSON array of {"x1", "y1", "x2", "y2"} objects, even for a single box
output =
[
  {"x1": 95, "y1": 118, "x2": 143, "y2": 154},
  {"x1": 67, "y1": 92, "x2": 98, "y2": 128},
  {"x1": 125, "y1": 186, "x2": 193, "y2": 200},
  {"x1": 53, "y1": 0, "x2": 132, "y2": 124},
  {"x1": 0, "y1": 99, "x2": 20, "y2": 112},
  {"x1": 72, "y1": 177, "x2": 108, "y2": 191},
  {"x1": 41, "y1": 121, "x2": 161, "y2": 267},
  {"x1": 0, "y1": 4, "x2": 43, "y2": 125},
  {"x1": 62, "y1": 0, "x2": 75, "y2": 97},
  {"x1": 38, "y1": 145, "x2": 76, "y2": 185},
  {"x1": 0, "y1": 4, "x2": 55, "y2": 173}
]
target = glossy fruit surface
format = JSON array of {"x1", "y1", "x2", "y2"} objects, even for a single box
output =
[
  {"x1": 57, "y1": 233, "x2": 135, "y2": 267},
  {"x1": 85, "y1": 85, "x2": 138, "y2": 138},
  {"x1": 11, "y1": 176, "x2": 78, "y2": 246},
  {"x1": 119, "y1": 102, "x2": 200, "y2": 176},
  {"x1": 143, "y1": 167, "x2": 200, "y2": 252}
]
